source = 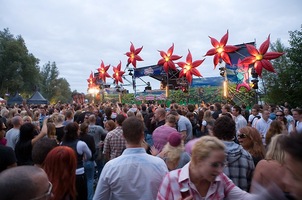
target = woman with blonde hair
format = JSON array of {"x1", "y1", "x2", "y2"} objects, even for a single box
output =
[
  {"x1": 265, "y1": 120, "x2": 286, "y2": 147},
  {"x1": 251, "y1": 134, "x2": 288, "y2": 193},
  {"x1": 238, "y1": 126, "x2": 265, "y2": 166},
  {"x1": 157, "y1": 136, "x2": 257, "y2": 199},
  {"x1": 201, "y1": 110, "x2": 214, "y2": 135},
  {"x1": 156, "y1": 131, "x2": 190, "y2": 171}
]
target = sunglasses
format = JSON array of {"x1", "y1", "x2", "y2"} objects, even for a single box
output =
[
  {"x1": 210, "y1": 161, "x2": 227, "y2": 168},
  {"x1": 31, "y1": 181, "x2": 52, "y2": 200},
  {"x1": 276, "y1": 115, "x2": 284, "y2": 117},
  {"x1": 238, "y1": 134, "x2": 247, "y2": 139}
]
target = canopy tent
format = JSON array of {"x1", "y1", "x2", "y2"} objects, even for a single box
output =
[
  {"x1": 7, "y1": 93, "x2": 23, "y2": 106},
  {"x1": 27, "y1": 91, "x2": 49, "y2": 105}
]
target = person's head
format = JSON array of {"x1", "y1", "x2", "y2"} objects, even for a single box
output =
[
  {"x1": 281, "y1": 134, "x2": 302, "y2": 199},
  {"x1": 104, "y1": 120, "x2": 116, "y2": 131},
  {"x1": 283, "y1": 107, "x2": 291, "y2": 116},
  {"x1": 214, "y1": 103, "x2": 222, "y2": 111},
  {"x1": 190, "y1": 136, "x2": 226, "y2": 182},
  {"x1": 135, "y1": 111, "x2": 144, "y2": 121},
  {"x1": 262, "y1": 109, "x2": 270, "y2": 121},
  {"x1": 43, "y1": 146, "x2": 77, "y2": 200},
  {"x1": 115, "y1": 114, "x2": 126, "y2": 126},
  {"x1": 169, "y1": 110, "x2": 180, "y2": 121},
  {"x1": 154, "y1": 108, "x2": 166, "y2": 121},
  {"x1": 162, "y1": 132, "x2": 184, "y2": 170},
  {"x1": 292, "y1": 108, "x2": 302, "y2": 122},
  {"x1": 231, "y1": 105, "x2": 241, "y2": 117},
  {"x1": 32, "y1": 137, "x2": 58, "y2": 166},
  {"x1": 0, "y1": 118, "x2": 6, "y2": 138},
  {"x1": 187, "y1": 104, "x2": 195, "y2": 112},
  {"x1": 213, "y1": 116, "x2": 236, "y2": 141},
  {"x1": 104, "y1": 107, "x2": 112, "y2": 118},
  {"x1": 251, "y1": 105, "x2": 260, "y2": 116},
  {"x1": 23, "y1": 116, "x2": 32, "y2": 124},
  {"x1": 65, "y1": 110, "x2": 74, "y2": 120},
  {"x1": 238, "y1": 126, "x2": 265, "y2": 159},
  {"x1": 47, "y1": 122, "x2": 57, "y2": 140},
  {"x1": 265, "y1": 120, "x2": 284, "y2": 146},
  {"x1": 203, "y1": 110, "x2": 213, "y2": 121},
  {"x1": 19, "y1": 123, "x2": 36, "y2": 142},
  {"x1": 51, "y1": 113, "x2": 65, "y2": 125},
  {"x1": 275, "y1": 110, "x2": 287, "y2": 123},
  {"x1": 79, "y1": 122, "x2": 89, "y2": 136},
  {"x1": 63, "y1": 122, "x2": 79, "y2": 142},
  {"x1": 122, "y1": 116, "x2": 144, "y2": 145},
  {"x1": 88, "y1": 114, "x2": 96, "y2": 124},
  {"x1": 265, "y1": 134, "x2": 287, "y2": 164},
  {"x1": 0, "y1": 166, "x2": 52, "y2": 200},
  {"x1": 11, "y1": 116, "x2": 23, "y2": 128},
  {"x1": 221, "y1": 104, "x2": 231, "y2": 114},
  {"x1": 165, "y1": 113, "x2": 177, "y2": 128}
]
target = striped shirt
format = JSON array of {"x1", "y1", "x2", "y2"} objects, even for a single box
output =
[{"x1": 157, "y1": 162, "x2": 253, "y2": 200}]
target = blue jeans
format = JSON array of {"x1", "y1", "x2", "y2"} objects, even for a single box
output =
[{"x1": 84, "y1": 160, "x2": 95, "y2": 200}]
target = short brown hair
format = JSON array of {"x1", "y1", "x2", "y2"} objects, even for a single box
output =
[{"x1": 122, "y1": 117, "x2": 144, "y2": 144}]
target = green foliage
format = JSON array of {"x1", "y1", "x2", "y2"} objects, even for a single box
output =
[
  {"x1": 262, "y1": 25, "x2": 302, "y2": 107},
  {"x1": 0, "y1": 28, "x2": 41, "y2": 98},
  {"x1": 40, "y1": 62, "x2": 72, "y2": 104}
]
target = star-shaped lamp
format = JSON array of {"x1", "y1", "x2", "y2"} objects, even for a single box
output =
[
  {"x1": 205, "y1": 30, "x2": 239, "y2": 69},
  {"x1": 125, "y1": 42, "x2": 143, "y2": 68},
  {"x1": 177, "y1": 50, "x2": 204, "y2": 84},
  {"x1": 112, "y1": 61, "x2": 125, "y2": 85},
  {"x1": 157, "y1": 43, "x2": 182, "y2": 73},
  {"x1": 239, "y1": 35, "x2": 284, "y2": 76},
  {"x1": 97, "y1": 60, "x2": 111, "y2": 83}
]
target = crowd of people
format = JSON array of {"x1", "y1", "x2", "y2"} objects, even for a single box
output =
[{"x1": 0, "y1": 100, "x2": 301, "y2": 200}]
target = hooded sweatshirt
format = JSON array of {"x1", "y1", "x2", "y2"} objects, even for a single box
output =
[{"x1": 223, "y1": 141, "x2": 255, "y2": 191}]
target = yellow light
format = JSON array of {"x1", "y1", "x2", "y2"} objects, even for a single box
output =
[
  {"x1": 217, "y1": 47, "x2": 224, "y2": 54},
  {"x1": 256, "y1": 54, "x2": 263, "y2": 61},
  {"x1": 164, "y1": 56, "x2": 170, "y2": 62},
  {"x1": 223, "y1": 81, "x2": 228, "y2": 97},
  {"x1": 131, "y1": 53, "x2": 135, "y2": 59}
]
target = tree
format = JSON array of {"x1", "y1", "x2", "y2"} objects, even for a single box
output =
[
  {"x1": 262, "y1": 25, "x2": 302, "y2": 107},
  {"x1": 40, "y1": 62, "x2": 72, "y2": 104},
  {"x1": 0, "y1": 28, "x2": 41, "y2": 98}
]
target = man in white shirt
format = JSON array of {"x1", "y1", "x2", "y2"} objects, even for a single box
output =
[
  {"x1": 291, "y1": 108, "x2": 302, "y2": 134},
  {"x1": 232, "y1": 105, "x2": 247, "y2": 134},
  {"x1": 248, "y1": 105, "x2": 261, "y2": 127},
  {"x1": 255, "y1": 109, "x2": 272, "y2": 145},
  {"x1": 93, "y1": 117, "x2": 168, "y2": 200}
]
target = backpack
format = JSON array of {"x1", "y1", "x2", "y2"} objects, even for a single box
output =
[{"x1": 251, "y1": 116, "x2": 261, "y2": 125}]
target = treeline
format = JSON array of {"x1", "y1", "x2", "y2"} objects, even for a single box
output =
[{"x1": 0, "y1": 28, "x2": 72, "y2": 104}]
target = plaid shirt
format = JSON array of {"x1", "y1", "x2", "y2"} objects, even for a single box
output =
[
  {"x1": 157, "y1": 162, "x2": 252, "y2": 200},
  {"x1": 223, "y1": 141, "x2": 255, "y2": 191},
  {"x1": 103, "y1": 126, "x2": 126, "y2": 160}
]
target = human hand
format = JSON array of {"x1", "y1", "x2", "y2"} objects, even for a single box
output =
[{"x1": 150, "y1": 146, "x2": 159, "y2": 156}]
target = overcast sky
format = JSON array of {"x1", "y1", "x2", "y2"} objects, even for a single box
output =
[{"x1": 1, "y1": 0, "x2": 301, "y2": 94}]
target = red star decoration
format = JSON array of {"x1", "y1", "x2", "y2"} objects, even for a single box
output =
[
  {"x1": 97, "y1": 60, "x2": 111, "y2": 83},
  {"x1": 157, "y1": 43, "x2": 182, "y2": 73},
  {"x1": 177, "y1": 50, "x2": 204, "y2": 84},
  {"x1": 87, "y1": 71, "x2": 96, "y2": 88},
  {"x1": 125, "y1": 42, "x2": 143, "y2": 68},
  {"x1": 112, "y1": 61, "x2": 125, "y2": 84},
  {"x1": 239, "y1": 35, "x2": 284, "y2": 76},
  {"x1": 205, "y1": 30, "x2": 239, "y2": 69}
]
